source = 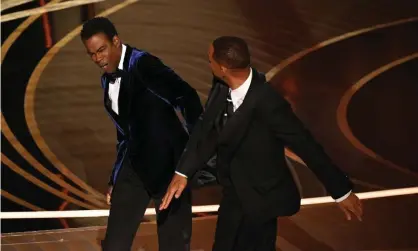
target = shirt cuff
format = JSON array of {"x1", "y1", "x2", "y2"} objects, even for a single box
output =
[
  {"x1": 335, "y1": 190, "x2": 351, "y2": 202},
  {"x1": 175, "y1": 171, "x2": 187, "y2": 178}
]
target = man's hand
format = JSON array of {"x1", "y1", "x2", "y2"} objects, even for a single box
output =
[
  {"x1": 159, "y1": 174, "x2": 188, "y2": 210},
  {"x1": 338, "y1": 193, "x2": 363, "y2": 221},
  {"x1": 106, "y1": 186, "x2": 113, "y2": 205}
]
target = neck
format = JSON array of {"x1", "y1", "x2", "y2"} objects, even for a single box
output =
[{"x1": 225, "y1": 67, "x2": 251, "y2": 90}]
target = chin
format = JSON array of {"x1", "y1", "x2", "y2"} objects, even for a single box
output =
[{"x1": 104, "y1": 68, "x2": 115, "y2": 74}]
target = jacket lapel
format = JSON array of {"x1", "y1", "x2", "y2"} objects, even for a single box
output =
[
  {"x1": 217, "y1": 69, "x2": 266, "y2": 148},
  {"x1": 200, "y1": 80, "x2": 229, "y2": 134},
  {"x1": 102, "y1": 76, "x2": 113, "y2": 117},
  {"x1": 117, "y1": 45, "x2": 133, "y2": 121}
]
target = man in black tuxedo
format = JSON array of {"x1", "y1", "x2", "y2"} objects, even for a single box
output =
[
  {"x1": 81, "y1": 17, "x2": 203, "y2": 251},
  {"x1": 160, "y1": 36, "x2": 363, "y2": 250}
]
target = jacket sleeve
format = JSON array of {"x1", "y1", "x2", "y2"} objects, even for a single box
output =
[
  {"x1": 175, "y1": 79, "x2": 221, "y2": 178},
  {"x1": 108, "y1": 129, "x2": 125, "y2": 186},
  {"x1": 134, "y1": 53, "x2": 203, "y2": 132},
  {"x1": 257, "y1": 85, "x2": 353, "y2": 200}
]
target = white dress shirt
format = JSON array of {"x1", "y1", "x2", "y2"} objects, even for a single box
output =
[
  {"x1": 230, "y1": 68, "x2": 252, "y2": 111},
  {"x1": 108, "y1": 44, "x2": 127, "y2": 115},
  {"x1": 177, "y1": 69, "x2": 350, "y2": 202}
]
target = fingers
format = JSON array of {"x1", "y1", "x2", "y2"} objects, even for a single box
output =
[
  {"x1": 160, "y1": 183, "x2": 179, "y2": 210},
  {"x1": 352, "y1": 199, "x2": 363, "y2": 221},
  {"x1": 342, "y1": 206, "x2": 351, "y2": 221},
  {"x1": 106, "y1": 186, "x2": 113, "y2": 205},
  {"x1": 175, "y1": 183, "x2": 185, "y2": 199},
  {"x1": 160, "y1": 182, "x2": 186, "y2": 210},
  {"x1": 160, "y1": 189, "x2": 175, "y2": 210},
  {"x1": 357, "y1": 198, "x2": 363, "y2": 214},
  {"x1": 106, "y1": 193, "x2": 111, "y2": 205},
  {"x1": 160, "y1": 175, "x2": 187, "y2": 210},
  {"x1": 341, "y1": 197, "x2": 363, "y2": 221},
  {"x1": 349, "y1": 206, "x2": 362, "y2": 221}
]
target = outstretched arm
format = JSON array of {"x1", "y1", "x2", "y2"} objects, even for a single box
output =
[
  {"x1": 258, "y1": 85, "x2": 362, "y2": 220},
  {"x1": 159, "y1": 80, "x2": 222, "y2": 210}
]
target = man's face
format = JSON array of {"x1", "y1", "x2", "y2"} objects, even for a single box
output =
[
  {"x1": 83, "y1": 32, "x2": 121, "y2": 74},
  {"x1": 208, "y1": 44, "x2": 223, "y2": 79}
]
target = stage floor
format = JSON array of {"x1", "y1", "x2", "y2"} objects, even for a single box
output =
[{"x1": 2, "y1": 195, "x2": 418, "y2": 251}]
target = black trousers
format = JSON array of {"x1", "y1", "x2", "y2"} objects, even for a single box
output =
[
  {"x1": 102, "y1": 159, "x2": 192, "y2": 251},
  {"x1": 212, "y1": 186, "x2": 277, "y2": 251}
]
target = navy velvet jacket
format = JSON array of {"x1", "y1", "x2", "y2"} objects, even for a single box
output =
[{"x1": 101, "y1": 45, "x2": 203, "y2": 195}]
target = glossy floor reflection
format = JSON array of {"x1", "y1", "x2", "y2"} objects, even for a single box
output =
[{"x1": 2, "y1": 195, "x2": 417, "y2": 250}]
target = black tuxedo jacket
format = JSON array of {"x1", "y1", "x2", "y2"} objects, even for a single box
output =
[
  {"x1": 101, "y1": 45, "x2": 203, "y2": 196},
  {"x1": 176, "y1": 68, "x2": 352, "y2": 221}
]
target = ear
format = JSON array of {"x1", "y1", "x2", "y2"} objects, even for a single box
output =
[
  {"x1": 220, "y1": 65, "x2": 228, "y2": 74},
  {"x1": 112, "y1": 35, "x2": 121, "y2": 48}
]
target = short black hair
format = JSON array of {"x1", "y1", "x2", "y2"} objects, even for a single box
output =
[
  {"x1": 80, "y1": 17, "x2": 118, "y2": 41},
  {"x1": 212, "y1": 36, "x2": 250, "y2": 69}
]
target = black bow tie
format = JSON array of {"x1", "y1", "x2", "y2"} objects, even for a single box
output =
[{"x1": 107, "y1": 69, "x2": 124, "y2": 82}]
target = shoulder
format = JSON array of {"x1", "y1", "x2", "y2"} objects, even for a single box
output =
[
  {"x1": 255, "y1": 82, "x2": 290, "y2": 112},
  {"x1": 128, "y1": 47, "x2": 149, "y2": 67},
  {"x1": 250, "y1": 69, "x2": 284, "y2": 103},
  {"x1": 260, "y1": 82, "x2": 285, "y2": 100},
  {"x1": 130, "y1": 47, "x2": 150, "y2": 61},
  {"x1": 129, "y1": 48, "x2": 165, "y2": 71}
]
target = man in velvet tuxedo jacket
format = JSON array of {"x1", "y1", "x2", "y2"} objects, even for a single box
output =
[
  {"x1": 81, "y1": 17, "x2": 202, "y2": 251},
  {"x1": 160, "y1": 36, "x2": 363, "y2": 250}
]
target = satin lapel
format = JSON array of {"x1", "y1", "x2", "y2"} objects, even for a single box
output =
[
  {"x1": 205, "y1": 76, "x2": 225, "y2": 109},
  {"x1": 218, "y1": 69, "x2": 265, "y2": 147},
  {"x1": 103, "y1": 75, "x2": 112, "y2": 116},
  {"x1": 116, "y1": 70, "x2": 131, "y2": 122},
  {"x1": 200, "y1": 82, "x2": 229, "y2": 134},
  {"x1": 117, "y1": 46, "x2": 133, "y2": 120}
]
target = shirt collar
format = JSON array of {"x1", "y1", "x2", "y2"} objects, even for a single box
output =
[
  {"x1": 230, "y1": 68, "x2": 252, "y2": 103},
  {"x1": 118, "y1": 44, "x2": 127, "y2": 70}
]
